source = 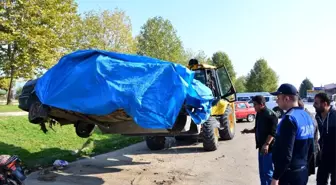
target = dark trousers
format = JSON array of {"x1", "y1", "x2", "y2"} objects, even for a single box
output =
[
  {"x1": 317, "y1": 159, "x2": 335, "y2": 185},
  {"x1": 279, "y1": 167, "x2": 308, "y2": 185}
]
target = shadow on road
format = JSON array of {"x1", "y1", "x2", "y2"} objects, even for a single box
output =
[
  {"x1": 0, "y1": 138, "x2": 151, "y2": 185},
  {"x1": 131, "y1": 137, "x2": 207, "y2": 155},
  {"x1": 2, "y1": 131, "x2": 227, "y2": 185},
  {"x1": 26, "y1": 154, "x2": 151, "y2": 185},
  {"x1": 0, "y1": 142, "x2": 108, "y2": 185},
  {"x1": 0, "y1": 142, "x2": 77, "y2": 170},
  {"x1": 26, "y1": 171, "x2": 106, "y2": 185}
]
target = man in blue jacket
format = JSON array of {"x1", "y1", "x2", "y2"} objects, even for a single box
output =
[
  {"x1": 314, "y1": 92, "x2": 335, "y2": 185},
  {"x1": 270, "y1": 83, "x2": 315, "y2": 185}
]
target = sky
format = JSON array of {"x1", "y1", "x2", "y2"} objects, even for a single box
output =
[{"x1": 76, "y1": 0, "x2": 336, "y2": 89}]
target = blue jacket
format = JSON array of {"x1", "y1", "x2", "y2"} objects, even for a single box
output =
[
  {"x1": 315, "y1": 106, "x2": 336, "y2": 163},
  {"x1": 272, "y1": 107, "x2": 315, "y2": 180}
]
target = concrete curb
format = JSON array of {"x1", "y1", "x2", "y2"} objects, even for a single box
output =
[{"x1": 0, "y1": 112, "x2": 28, "y2": 116}]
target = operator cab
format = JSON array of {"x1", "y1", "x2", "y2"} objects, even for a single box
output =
[{"x1": 188, "y1": 59, "x2": 236, "y2": 103}]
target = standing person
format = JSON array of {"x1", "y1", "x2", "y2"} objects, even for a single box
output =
[
  {"x1": 241, "y1": 95, "x2": 278, "y2": 185},
  {"x1": 298, "y1": 98, "x2": 320, "y2": 177},
  {"x1": 270, "y1": 83, "x2": 314, "y2": 185},
  {"x1": 314, "y1": 93, "x2": 335, "y2": 185}
]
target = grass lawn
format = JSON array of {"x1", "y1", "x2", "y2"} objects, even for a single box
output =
[
  {"x1": 0, "y1": 116, "x2": 143, "y2": 171},
  {"x1": 0, "y1": 105, "x2": 22, "y2": 112}
]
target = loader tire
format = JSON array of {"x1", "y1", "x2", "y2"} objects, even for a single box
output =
[
  {"x1": 202, "y1": 117, "x2": 219, "y2": 151},
  {"x1": 145, "y1": 136, "x2": 165, "y2": 150},
  {"x1": 218, "y1": 106, "x2": 236, "y2": 140}
]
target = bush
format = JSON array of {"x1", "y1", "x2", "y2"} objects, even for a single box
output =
[
  {"x1": 0, "y1": 89, "x2": 7, "y2": 99},
  {"x1": 15, "y1": 87, "x2": 23, "y2": 99},
  {"x1": 0, "y1": 89, "x2": 7, "y2": 96}
]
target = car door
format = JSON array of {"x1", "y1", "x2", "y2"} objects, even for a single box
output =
[
  {"x1": 235, "y1": 103, "x2": 242, "y2": 119},
  {"x1": 246, "y1": 102, "x2": 256, "y2": 115},
  {"x1": 239, "y1": 102, "x2": 248, "y2": 118},
  {"x1": 235, "y1": 102, "x2": 247, "y2": 119}
]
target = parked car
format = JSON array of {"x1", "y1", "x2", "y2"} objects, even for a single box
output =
[
  {"x1": 234, "y1": 101, "x2": 256, "y2": 122},
  {"x1": 247, "y1": 99, "x2": 254, "y2": 107}
]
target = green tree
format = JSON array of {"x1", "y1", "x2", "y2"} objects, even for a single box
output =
[
  {"x1": 181, "y1": 48, "x2": 209, "y2": 65},
  {"x1": 15, "y1": 86, "x2": 23, "y2": 99},
  {"x1": 76, "y1": 9, "x2": 136, "y2": 53},
  {"x1": 194, "y1": 50, "x2": 208, "y2": 64},
  {"x1": 234, "y1": 76, "x2": 246, "y2": 93},
  {"x1": 180, "y1": 49, "x2": 194, "y2": 66},
  {"x1": 210, "y1": 51, "x2": 236, "y2": 82},
  {"x1": 137, "y1": 16, "x2": 184, "y2": 63},
  {"x1": 245, "y1": 58, "x2": 278, "y2": 92},
  {"x1": 299, "y1": 78, "x2": 314, "y2": 98},
  {"x1": 0, "y1": 77, "x2": 10, "y2": 91},
  {"x1": 0, "y1": 0, "x2": 79, "y2": 104}
]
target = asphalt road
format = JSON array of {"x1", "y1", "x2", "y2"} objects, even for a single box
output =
[{"x1": 25, "y1": 122, "x2": 317, "y2": 185}]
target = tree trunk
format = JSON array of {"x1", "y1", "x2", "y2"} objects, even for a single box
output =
[
  {"x1": 6, "y1": 66, "x2": 14, "y2": 105},
  {"x1": 6, "y1": 43, "x2": 15, "y2": 105}
]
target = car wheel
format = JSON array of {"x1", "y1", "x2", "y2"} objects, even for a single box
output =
[
  {"x1": 145, "y1": 136, "x2": 166, "y2": 150},
  {"x1": 75, "y1": 122, "x2": 95, "y2": 138},
  {"x1": 247, "y1": 114, "x2": 255, "y2": 122},
  {"x1": 28, "y1": 101, "x2": 47, "y2": 124}
]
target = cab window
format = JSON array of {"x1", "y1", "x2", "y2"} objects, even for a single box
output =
[
  {"x1": 216, "y1": 67, "x2": 235, "y2": 101},
  {"x1": 193, "y1": 70, "x2": 206, "y2": 84}
]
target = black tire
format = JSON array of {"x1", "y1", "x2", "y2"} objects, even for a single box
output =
[
  {"x1": 218, "y1": 106, "x2": 236, "y2": 140},
  {"x1": 75, "y1": 122, "x2": 95, "y2": 138},
  {"x1": 145, "y1": 136, "x2": 166, "y2": 150},
  {"x1": 28, "y1": 101, "x2": 46, "y2": 124},
  {"x1": 202, "y1": 117, "x2": 219, "y2": 151},
  {"x1": 247, "y1": 114, "x2": 255, "y2": 122},
  {"x1": 272, "y1": 106, "x2": 284, "y2": 118}
]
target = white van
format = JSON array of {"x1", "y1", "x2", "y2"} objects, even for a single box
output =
[
  {"x1": 243, "y1": 94, "x2": 284, "y2": 118},
  {"x1": 264, "y1": 95, "x2": 277, "y2": 109}
]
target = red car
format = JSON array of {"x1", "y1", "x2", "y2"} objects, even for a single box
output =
[{"x1": 234, "y1": 101, "x2": 256, "y2": 122}]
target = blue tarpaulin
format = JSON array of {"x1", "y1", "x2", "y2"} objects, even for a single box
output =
[{"x1": 35, "y1": 50, "x2": 214, "y2": 129}]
